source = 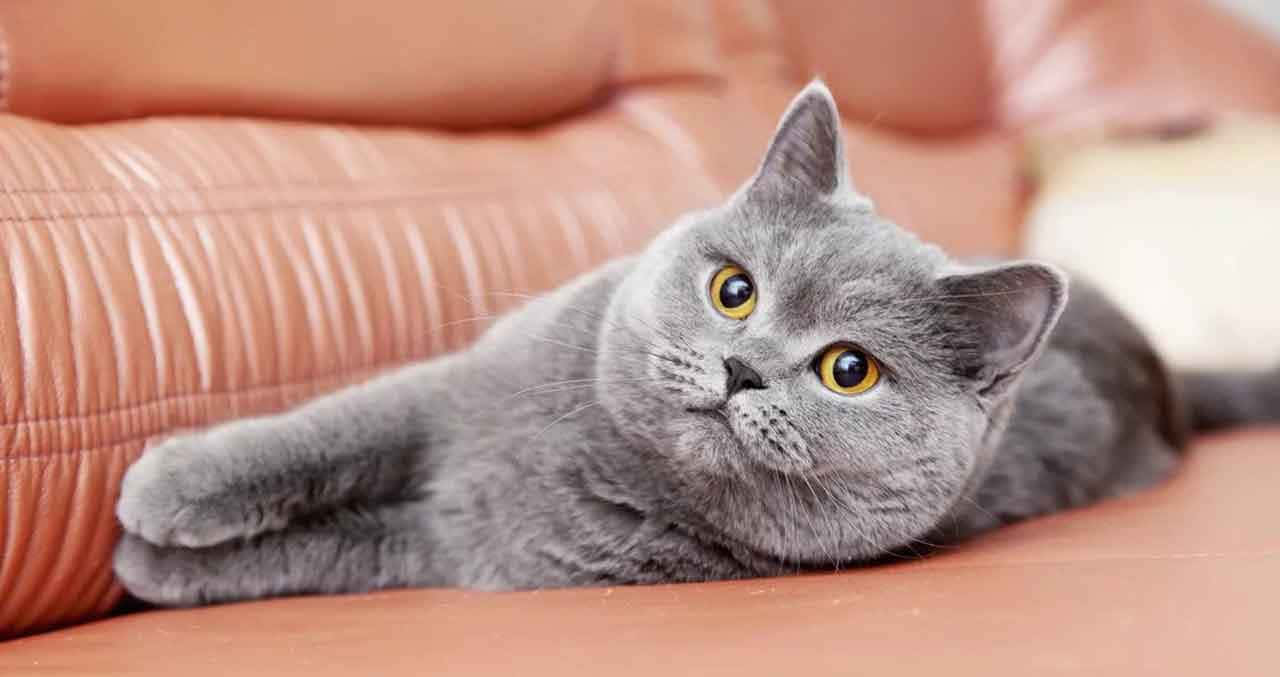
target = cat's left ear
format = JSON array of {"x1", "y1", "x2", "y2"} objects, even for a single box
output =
[
  {"x1": 936, "y1": 262, "x2": 1068, "y2": 400},
  {"x1": 743, "y1": 80, "x2": 853, "y2": 200}
]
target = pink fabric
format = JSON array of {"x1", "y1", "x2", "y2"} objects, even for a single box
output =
[
  {"x1": 771, "y1": 0, "x2": 1280, "y2": 136},
  {"x1": 988, "y1": 0, "x2": 1280, "y2": 134}
]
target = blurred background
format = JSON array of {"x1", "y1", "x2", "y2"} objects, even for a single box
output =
[
  {"x1": 6, "y1": 0, "x2": 1278, "y2": 370},
  {"x1": 2, "y1": 0, "x2": 1278, "y2": 368},
  {"x1": 1, "y1": 0, "x2": 1280, "y2": 642},
  {"x1": 1220, "y1": 0, "x2": 1280, "y2": 37}
]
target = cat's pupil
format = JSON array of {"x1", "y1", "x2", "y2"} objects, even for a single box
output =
[
  {"x1": 718, "y1": 275, "x2": 753, "y2": 309},
  {"x1": 832, "y1": 350, "x2": 868, "y2": 388}
]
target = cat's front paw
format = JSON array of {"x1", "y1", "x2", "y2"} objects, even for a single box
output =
[
  {"x1": 116, "y1": 433, "x2": 271, "y2": 548},
  {"x1": 112, "y1": 533, "x2": 206, "y2": 607}
]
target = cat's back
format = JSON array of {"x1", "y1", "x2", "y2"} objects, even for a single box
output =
[
  {"x1": 1041, "y1": 274, "x2": 1187, "y2": 448},
  {"x1": 954, "y1": 274, "x2": 1189, "y2": 536},
  {"x1": 988, "y1": 274, "x2": 1188, "y2": 509}
]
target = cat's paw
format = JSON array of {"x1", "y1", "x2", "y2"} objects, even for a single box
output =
[
  {"x1": 112, "y1": 533, "x2": 205, "y2": 607},
  {"x1": 116, "y1": 433, "x2": 271, "y2": 548}
]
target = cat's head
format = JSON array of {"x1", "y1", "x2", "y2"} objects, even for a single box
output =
[{"x1": 598, "y1": 81, "x2": 1067, "y2": 564}]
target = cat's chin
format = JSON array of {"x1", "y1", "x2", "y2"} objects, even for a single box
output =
[{"x1": 665, "y1": 411, "x2": 963, "y2": 564}]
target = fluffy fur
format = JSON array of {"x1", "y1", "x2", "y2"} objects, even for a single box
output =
[{"x1": 113, "y1": 82, "x2": 1280, "y2": 606}]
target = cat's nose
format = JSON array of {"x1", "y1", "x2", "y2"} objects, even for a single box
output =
[{"x1": 724, "y1": 357, "x2": 766, "y2": 397}]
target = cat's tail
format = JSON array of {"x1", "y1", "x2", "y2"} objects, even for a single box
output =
[{"x1": 1179, "y1": 366, "x2": 1280, "y2": 432}]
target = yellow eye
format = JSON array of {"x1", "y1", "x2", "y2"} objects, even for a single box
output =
[
  {"x1": 710, "y1": 265, "x2": 756, "y2": 319},
  {"x1": 816, "y1": 345, "x2": 880, "y2": 395}
]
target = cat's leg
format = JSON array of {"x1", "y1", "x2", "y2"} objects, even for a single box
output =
[
  {"x1": 117, "y1": 360, "x2": 455, "y2": 548},
  {"x1": 113, "y1": 502, "x2": 439, "y2": 606}
]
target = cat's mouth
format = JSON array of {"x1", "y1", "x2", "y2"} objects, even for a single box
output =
[
  {"x1": 685, "y1": 406, "x2": 748, "y2": 447},
  {"x1": 684, "y1": 403, "x2": 816, "y2": 475},
  {"x1": 683, "y1": 406, "x2": 750, "y2": 462},
  {"x1": 684, "y1": 407, "x2": 731, "y2": 429}
]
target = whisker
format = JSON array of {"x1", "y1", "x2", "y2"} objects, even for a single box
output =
[
  {"x1": 527, "y1": 335, "x2": 605, "y2": 356},
  {"x1": 960, "y1": 494, "x2": 999, "y2": 526},
  {"x1": 843, "y1": 473, "x2": 959, "y2": 553},
  {"x1": 821, "y1": 474, "x2": 946, "y2": 561},
  {"x1": 506, "y1": 378, "x2": 662, "y2": 400},
  {"x1": 797, "y1": 473, "x2": 840, "y2": 568},
  {"x1": 484, "y1": 289, "x2": 693, "y2": 360},
  {"x1": 474, "y1": 289, "x2": 672, "y2": 344},
  {"x1": 432, "y1": 314, "x2": 504, "y2": 330},
  {"x1": 809, "y1": 474, "x2": 906, "y2": 560},
  {"x1": 527, "y1": 401, "x2": 602, "y2": 446},
  {"x1": 907, "y1": 536, "x2": 953, "y2": 550},
  {"x1": 417, "y1": 312, "x2": 504, "y2": 346},
  {"x1": 524, "y1": 334, "x2": 671, "y2": 366},
  {"x1": 507, "y1": 376, "x2": 603, "y2": 395},
  {"x1": 428, "y1": 284, "x2": 693, "y2": 367}
]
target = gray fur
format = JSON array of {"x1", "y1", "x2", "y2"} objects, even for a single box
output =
[
  {"x1": 1180, "y1": 367, "x2": 1280, "y2": 431},
  {"x1": 114, "y1": 81, "x2": 1278, "y2": 606}
]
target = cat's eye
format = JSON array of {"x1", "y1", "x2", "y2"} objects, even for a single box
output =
[
  {"x1": 710, "y1": 265, "x2": 756, "y2": 320},
  {"x1": 815, "y1": 345, "x2": 880, "y2": 395}
]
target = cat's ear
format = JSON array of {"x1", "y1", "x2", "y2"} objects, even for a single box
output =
[
  {"x1": 935, "y1": 262, "x2": 1068, "y2": 399},
  {"x1": 743, "y1": 80, "x2": 852, "y2": 200}
]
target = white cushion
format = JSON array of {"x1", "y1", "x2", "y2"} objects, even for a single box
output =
[{"x1": 1023, "y1": 116, "x2": 1280, "y2": 370}]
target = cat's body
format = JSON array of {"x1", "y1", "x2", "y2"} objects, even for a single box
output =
[{"x1": 114, "y1": 83, "x2": 1276, "y2": 606}]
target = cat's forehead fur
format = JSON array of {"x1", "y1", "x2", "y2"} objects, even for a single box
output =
[
  {"x1": 662, "y1": 190, "x2": 952, "y2": 376},
  {"x1": 713, "y1": 197, "x2": 945, "y2": 323}
]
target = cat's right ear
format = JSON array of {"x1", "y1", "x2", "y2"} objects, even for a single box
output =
[
  {"x1": 935, "y1": 262, "x2": 1068, "y2": 401},
  {"x1": 739, "y1": 80, "x2": 853, "y2": 202}
]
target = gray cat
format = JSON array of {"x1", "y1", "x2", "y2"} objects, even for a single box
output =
[{"x1": 113, "y1": 82, "x2": 1280, "y2": 606}]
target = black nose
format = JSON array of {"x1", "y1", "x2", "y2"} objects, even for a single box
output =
[{"x1": 724, "y1": 357, "x2": 766, "y2": 397}]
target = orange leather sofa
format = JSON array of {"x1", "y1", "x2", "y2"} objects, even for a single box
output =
[{"x1": 1, "y1": 1, "x2": 1278, "y2": 674}]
